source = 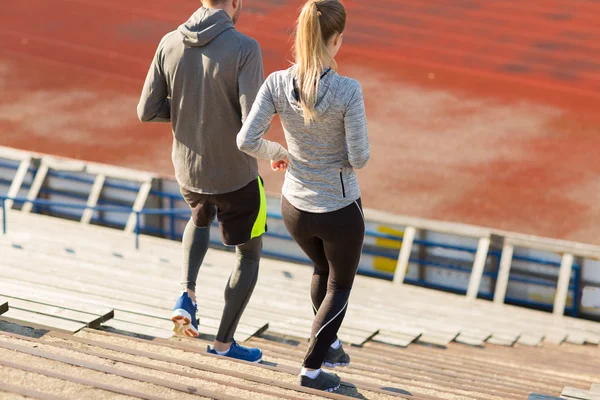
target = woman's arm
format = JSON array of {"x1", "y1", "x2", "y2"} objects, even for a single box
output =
[
  {"x1": 344, "y1": 81, "x2": 370, "y2": 169},
  {"x1": 237, "y1": 77, "x2": 289, "y2": 161}
]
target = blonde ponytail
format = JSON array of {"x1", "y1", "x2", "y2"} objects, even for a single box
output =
[{"x1": 294, "y1": 0, "x2": 346, "y2": 125}]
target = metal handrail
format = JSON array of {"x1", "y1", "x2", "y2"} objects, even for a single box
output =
[
  {"x1": 0, "y1": 151, "x2": 591, "y2": 317},
  {"x1": 0, "y1": 195, "x2": 190, "y2": 249},
  {"x1": 0, "y1": 193, "x2": 582, "y2": 316}
]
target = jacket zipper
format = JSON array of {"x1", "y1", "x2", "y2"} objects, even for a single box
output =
[{"x1": 339, "y1": 170, "x2": 346, "y2": 198}]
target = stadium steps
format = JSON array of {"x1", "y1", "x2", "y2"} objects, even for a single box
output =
[
  {"x1": 2, "y1": 210, "x2": 600, "y2": 348},
  {"x1": 0, "y1": 325, "x2": 426, "y2": 400},
  {"x1": 1, "y1": 212, "x2": 600, "y2": 398},
  {"x1": 1, "y1": 322, "x2": 599, "y2": 399},
  {"x1": 0, "y1": 294, "x2": 113, "y2": 333},
  {"x1": 238, "y1": 336, "x2": 600, "y2": 399},
  {"x1": 561, "y1": 384, "x2": 600, "y2": 400}
]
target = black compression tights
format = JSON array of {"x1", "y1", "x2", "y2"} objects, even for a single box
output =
[
  {"x1": 281, "y1": 196, "x2": 365, "y2": 369},
  {"x1": 180, "y1": 218, "x2": 261, "y2": 343}
]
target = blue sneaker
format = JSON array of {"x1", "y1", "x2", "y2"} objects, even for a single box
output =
[
  {"x1": 207, "y1": 340, "x2": 262, "y2": 363},
  {"x1": 172, "y1": 292, "x2": 198, "y2": 337}
]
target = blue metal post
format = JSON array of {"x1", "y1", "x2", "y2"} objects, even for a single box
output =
[
  {"x1": 135, "y1": 211, "x2": 140, "y2": 250},
  {"x1": 170, "y1": 197, "x2": 175, "y2": 240},
  {"x1": 2, "y1": 198, "x2": 6, "y2": 235},
  {"x1": 573, "y1": 266, "x2": 580, "y2": 317}
]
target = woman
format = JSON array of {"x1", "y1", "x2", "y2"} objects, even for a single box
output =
[{"x1": 237, "y1": 0, "x2": 369, "y2": 392}]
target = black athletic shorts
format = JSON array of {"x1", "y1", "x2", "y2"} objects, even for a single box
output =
[{"x1": 180, "y1": 177, "x2": 267, "y2": 246}]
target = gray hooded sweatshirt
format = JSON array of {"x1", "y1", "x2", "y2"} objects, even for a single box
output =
[
  {"x1": 237, "y1": 67, "x2": 370, "y2": 213},
  {"x1": 137, "y1": 7, "x2": 264, "y2": 194}
]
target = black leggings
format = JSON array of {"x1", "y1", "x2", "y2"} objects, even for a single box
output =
[{"x1": 281, "y1": 196, "x2": 365, "y2": 369}]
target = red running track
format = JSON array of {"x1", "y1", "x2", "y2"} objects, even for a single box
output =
[{"x1": 1, "y1": 0, "x2": 600, "y2": 243}]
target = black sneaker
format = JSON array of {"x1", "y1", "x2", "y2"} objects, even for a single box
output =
[
  {"x1": 323, "y1": 344, "x2": 350, "y2": 368},
  {"x1": 299, "y1": 370, "x2": 341, "y2": 392}
]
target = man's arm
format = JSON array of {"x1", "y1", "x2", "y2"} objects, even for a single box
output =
[
  {"x1": 137, "y1": 39, "x2": 171, "y2": 123},
  {"x1": 238, "y1": 38, "x2": 265, "y2": 124}
]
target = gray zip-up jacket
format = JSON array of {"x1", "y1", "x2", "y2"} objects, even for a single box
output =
[
  {"x1": 237, "y1": 67, "x2": 370, "y2": 213},
  {"x1": 137, "y1": 7, "x2": 264, "y2": 194}
]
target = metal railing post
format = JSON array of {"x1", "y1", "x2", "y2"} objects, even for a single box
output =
[
  {"x1": 493, "y1": 242, "x2": 514, "y2": 305},
  {"x1": 573, "y1": 265, "x2": 581, "y2": 317},
  {"x1": 554, "y1": 253, "x2": 574, "y2": 317},
  {"x1": 393, "y1": 226, "x2": 416, "y2": 285},
  {"x1": 135, "y1": 211, "x2": 140, "y2": 250},
  {"x1": 170, "y1": 197, "x2": 175, "y2": 240},
  {"x1": 2, "y1": 198, "x2": 6, "y2": 235},
  {"x1": 466, "y1": 237, "x2": 491, "y2": 300}
]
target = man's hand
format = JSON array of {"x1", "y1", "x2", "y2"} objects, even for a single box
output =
[{"x1": 271, "y1": 158, "x2": 288, "y2": 172}]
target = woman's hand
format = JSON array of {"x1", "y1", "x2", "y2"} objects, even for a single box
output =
[{"x1": 271, "y1": 158, "x2": 288, "y2": 172}]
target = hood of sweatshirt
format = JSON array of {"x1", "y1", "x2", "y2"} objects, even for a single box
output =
[
  {"x1": 285, "y1": 66, "x2": 339, "y2": 117},
  {"x1": 178, "y1": 7, "x2": 234, "y2": 47}
]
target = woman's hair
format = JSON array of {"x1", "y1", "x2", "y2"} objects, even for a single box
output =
[{"x1": 294, "y1": 0, "x2": 346, "y2": 125}]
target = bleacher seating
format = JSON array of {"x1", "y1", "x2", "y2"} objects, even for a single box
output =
[
  {"x1": 1, "y1": 211, "x2": 600, "y2": 399},
  {"x1": 1, "y1": 322, "x2": 599, "y2": 399}
]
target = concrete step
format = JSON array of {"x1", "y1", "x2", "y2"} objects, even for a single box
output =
[{"x1": 75, "y1": 328, "x2": 427, "y2": 400}]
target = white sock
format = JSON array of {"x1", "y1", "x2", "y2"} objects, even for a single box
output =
[
  {"x1": 300, "y1": 368, "x2": 321, "y2": 379},
  {"x1": 330, "y1": 339, "x2": 342, "y2": 349},
  {"x1": 215, "y1": 347, "x2": 230, "y2": 355}
]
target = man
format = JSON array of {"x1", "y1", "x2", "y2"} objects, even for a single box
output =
[{"x1": 137, "y1": 0, "x2": 265, "y2": 362}]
